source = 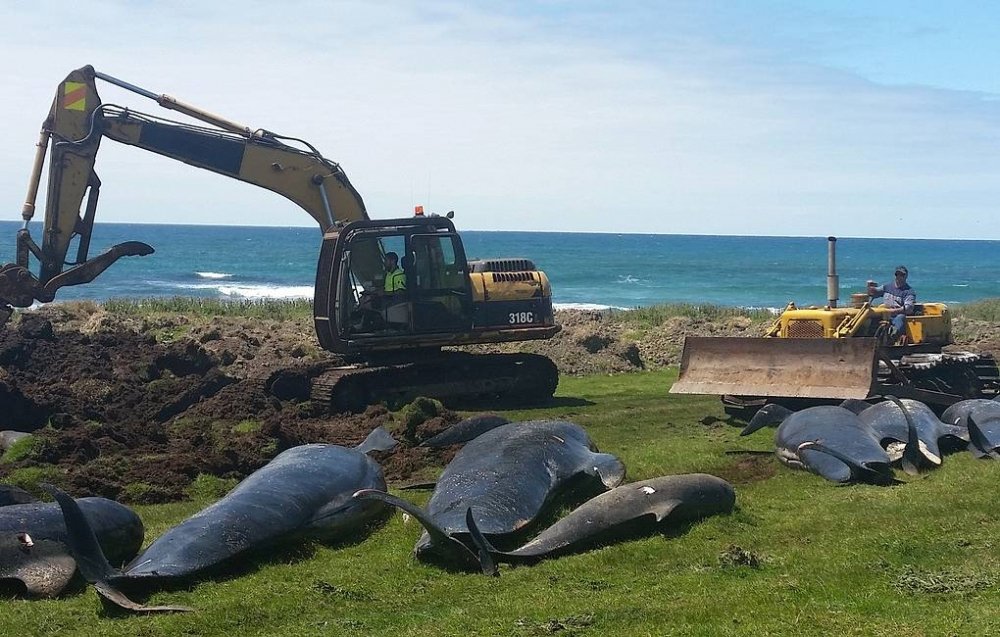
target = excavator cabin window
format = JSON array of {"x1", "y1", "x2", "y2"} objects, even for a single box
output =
[{"x1": 345, "y1": 232, "x2": 470, "y2": 335}]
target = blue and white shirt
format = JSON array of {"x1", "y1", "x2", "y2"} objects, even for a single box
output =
[{"x1": 871, "y1": 282, "x2": 915, "y2": 313}]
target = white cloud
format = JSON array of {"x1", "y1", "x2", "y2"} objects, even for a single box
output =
[{"x1": 0, "y1": 1, "x2": 998, "y2": 239}]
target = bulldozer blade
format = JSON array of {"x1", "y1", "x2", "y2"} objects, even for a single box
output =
[{"x1": 669, "y1": 337, "x2": 879, "y2": 400}]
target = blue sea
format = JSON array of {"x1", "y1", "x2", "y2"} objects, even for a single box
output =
[{"x1": 2, "y1": 221, "x2": 999, "y2": 311}]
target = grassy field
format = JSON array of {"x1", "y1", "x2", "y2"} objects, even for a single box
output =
[{"x1": 4, "y1": 370, "x2": 1000, "y2": 636}]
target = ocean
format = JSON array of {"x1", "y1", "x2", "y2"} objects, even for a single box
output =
[{"x1": 2, "y1": 221, "x2": 999, "y2": 311}]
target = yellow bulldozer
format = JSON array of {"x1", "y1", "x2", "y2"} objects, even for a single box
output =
[{"x1": 670, "y1": 237, "x2": 999, "y2": 418}]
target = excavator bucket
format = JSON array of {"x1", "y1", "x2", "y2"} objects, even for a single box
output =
[{"x1": 669, "y1": 337, "x2": 879, "y2": 400}]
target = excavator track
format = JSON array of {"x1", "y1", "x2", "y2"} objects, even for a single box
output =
[{"x1": 308, "y1": 352, "x2": 559, "y2": 413}]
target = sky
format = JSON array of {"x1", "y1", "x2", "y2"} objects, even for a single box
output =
[{"x1": 0, "y1": 1, "x2": 998, "y2": 239}]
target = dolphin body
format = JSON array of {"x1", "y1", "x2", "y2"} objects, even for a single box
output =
[
  {"x1": 0, "y1": 485, "x2": 38, "y2": 507},
  {"x1": 941, "y1": 400, "x2": 1000, "y2": 458},
  {"x1": 857, "y1": 399, "x2": 968, "y2": 467},
  {"x1": 356, "y1": 420, "x2": 626, "y2": 574},
  {"x1": 467, "y1": 474, "x2": 735, "y2": 564},
  {"x1": 50, "y1": 427, "x2": 397, "y2": 612},
  {"x1": 742, "y1": 404, "x2": 900, "y2": 484},
  {"x1": 0, "y1": 496, "x2": 143, "y2": 598},
  {"x1": 419, "y1": 414, "x2": 511, "y2": 447}
]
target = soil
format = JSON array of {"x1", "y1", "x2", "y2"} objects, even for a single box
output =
[{"x1": 1, "y1": 303, "x2": 998, "y2": 504}]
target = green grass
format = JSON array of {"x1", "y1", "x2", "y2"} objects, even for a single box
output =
[
  {"x1": 953, "y1": 298, "x2": 1000, "y2": 322},
  {"x1": 101, "y1": 297, "x2": 314, "y2": 320},
  {"x1": 3, "y1": 371, "x2": 999, "y2": 636},
  {"x1": 609, "y1": 303, "x2": 775, "y2": 329}
]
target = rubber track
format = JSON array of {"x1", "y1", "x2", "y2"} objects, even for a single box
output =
[{"x1": 310, "y1": 352, "x2": 559, "y2": 413}]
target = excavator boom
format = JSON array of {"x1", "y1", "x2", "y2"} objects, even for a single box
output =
[{"x1": 2, "y1": 65, "x2": 379, "y2": 321}]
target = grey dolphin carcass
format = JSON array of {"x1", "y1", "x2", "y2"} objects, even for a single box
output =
[
  {"x1": 857, "y1": 398, "x2": 969, "y2": 467},
  {"x1": 941, "y1": 399, "x2": 1000, "y2": 458},
  {"x1": 742, "y1": 404, "x2": 903, "y2": 484},
  {"x1": 50, "y1": 427, "x2": 397, "y2": 612},
  {"x1": 419, "y1": 414, "x2": 511, "y2": 447},
  {"x1": 0, "y1": 496, "x2": 142, "y2": 598},
  {"x1": 355, "y1": 420, "x2": 626, "y2": 574},
  {"x1": 467, "y1": 474, "x2": 735, "y2": 564},
  {"x1": 0, "y1": 485, "x2": 38, "y2": 507}
]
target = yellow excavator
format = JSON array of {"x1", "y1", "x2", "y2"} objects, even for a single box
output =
[
  {"x1": 670, "y1": 237, "x2": 999, "y2": 418},
  {"x1": 0, "y1": 65, "x2": 561, "y2": 411}
]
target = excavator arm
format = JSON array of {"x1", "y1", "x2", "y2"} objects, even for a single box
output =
[{"x1": 2, "y1": 65, "x2": 379, "y2": 323}]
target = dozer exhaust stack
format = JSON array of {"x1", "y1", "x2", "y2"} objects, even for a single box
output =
[{"x1": 669, "y1": 336, "x2": 879, "y2": 400}]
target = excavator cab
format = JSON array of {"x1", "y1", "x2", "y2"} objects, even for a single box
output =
[{"x1": 339, "y1": 224, "x2": 473, "y2": 337}]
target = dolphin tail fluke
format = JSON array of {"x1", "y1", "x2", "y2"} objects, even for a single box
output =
[
  {"x1": 352, "y1": 489, "x2": 482, "y2": 569},
  {"x1": 42, "y1": 485, "x2": 191, "y2": 614},
  {"x1": 464, "y1": 509, "x2": 499, "y2": 576},
  {"x1": 740, "y1": 404, "x2": 793, "y2": 436},
  {"x1": 885, "y1": 396, "x2": 922, "y2": 475},
  {"x1": 41, "y1": 485, "x2": 118, "y2": 583},
  {"x1": 355, "y1": 427, "x2": 398, "y2": 455}
]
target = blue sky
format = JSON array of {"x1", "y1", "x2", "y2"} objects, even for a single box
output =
[{"x1": 0, "y1": 1, "x2": 997, "y2": 238}]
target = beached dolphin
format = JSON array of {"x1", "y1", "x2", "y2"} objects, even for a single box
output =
[
  {"x1": 356, "y1": 420, "x2": 626, "y2": 574},
  {"x1": 50, "y1": 427, "x2": 397, "y2": 612},
  {"x1": 420, "y1": 414, "x2": 511, "y2": 447},
  {"x1": 742, "y1": 404, "x2": 900, "y2": 484},
  {"x1": 467, "y1": 474, "x2": 735, "y2": 564},
  {"x1": 0, "y1": 485, "x2": 38, "y2": 507},
  {"x1": 940, "y1": 399, "x2": 1000, "y2": 458},
  {"x1": 857, "y1": 398, "x2": 968, "y2": 467},
  {"x1": 0, "y1": 496, "x2": 143, "y2": 598}
]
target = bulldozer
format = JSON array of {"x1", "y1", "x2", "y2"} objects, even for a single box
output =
[
  {"x1": 670, "y1": 236, "x2": 999, "y2": 418},
  {"x1": 0, "y1": 65, "x2": 561, "y2": 412}
]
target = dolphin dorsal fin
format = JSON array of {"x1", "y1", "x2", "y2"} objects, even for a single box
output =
[{"x1": 355, "y1": 427, "x2": 398, "y2": 455}]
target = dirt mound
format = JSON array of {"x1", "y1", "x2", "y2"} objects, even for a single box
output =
[{"x1": 0, "y1": 315, "x2": 459, "y2": 503}]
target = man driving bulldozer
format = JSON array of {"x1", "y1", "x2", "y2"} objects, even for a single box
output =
[
  {"x1": 354, "y1": 252, "x2": 407, "y2": 330},
  {"x1": 867, "y1": 265, "x2": 915, "y2": 342}
]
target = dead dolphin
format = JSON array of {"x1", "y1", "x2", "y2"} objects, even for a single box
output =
[
  {"x1": 467, "y1": 474, "x2": 735, "y2": 564},
  {"x1": 742, "y1": 404, "x2": 897, "y2": 484},
  {"x1": 0, "y1": 485, "x2": 38, "y2": 507},
  {"x1": 940, "y1": 399, "x2": 1000, "y2": 457},
  {"x1": 0, "y1": 496, "x2": 143, "y2": 598},
  {"x1": 356, "y1": 420, "x2": 626, "y2": 574},
  {"x1": 420, "y1": 414, "x2": 511, "y2": 447},
  {"x1": 50, "y1": 427, "x2": 397, "y2": 612},
  {"x1": 858, "y1": 398, "x2": 968, "y2": 467}
]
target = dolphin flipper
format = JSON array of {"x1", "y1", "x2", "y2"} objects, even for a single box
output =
[
  {"x1": 797, "y1": 447, "x2": 853, "y2": 483},
  {"x1": 355, "y1": 427, "x2": 398, "y2": 455},
  {"x1": 352, "y1": 489, "x2": 482, "y2": 568},
  {"x1": 588, "y1": 453, "x2": 626, "y2": 489},
  {"x1": 94, "y1": 581, "x2": 193, "y2": 613},
  {"x1": 967, "y1": 414, "x2": 1000, "y2": 459}
]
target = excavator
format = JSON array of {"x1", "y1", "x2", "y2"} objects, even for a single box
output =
[
  {"x1": 0, "y1": 65, "x2": 561, "y2": 411},
  {"x1": 670, "y1": 237, "x2": 999, "y2": 418}
]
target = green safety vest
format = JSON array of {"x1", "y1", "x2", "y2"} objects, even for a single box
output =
[{"x1": 384, "y1": 267, "x2": 406, "y2": 292}]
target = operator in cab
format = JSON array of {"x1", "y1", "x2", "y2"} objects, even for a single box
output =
[
  {"x1": 867, "y1": 265, "x2": 915, "y2": 342},
  {"x1": 382, "y1": 252, "x2": 406, "y2": 294},
  {"x1": 355, "y1": 252, "x2": 407, "y2": 331}
]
